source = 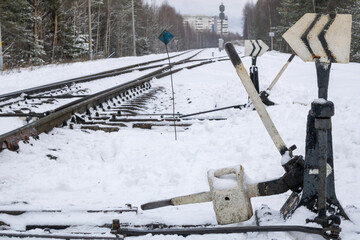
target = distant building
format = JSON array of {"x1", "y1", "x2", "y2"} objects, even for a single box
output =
[{"x1": 183, "y1": 15, "x2": 229, "y2": 36}]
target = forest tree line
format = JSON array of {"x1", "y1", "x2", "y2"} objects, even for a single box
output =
[
  {"x1": 243, "y1": 0, "x2": 360, "y2": 61},
  {"x1": 2, "y1": 0, "x2": 359, "y2": 69},
  {"x1": 0, "y1": 0, "x2": 240, "y2": 69}
]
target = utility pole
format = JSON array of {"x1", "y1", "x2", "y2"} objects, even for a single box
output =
[
  {"x1": 131, "y1": 0, "x2": 136, "y2": 56},
  {"x1": 88, "y1": 0, "x2": 93, "y2": 60},
  {"x1": 0, "y1": 22, "x2": 3, "y2": 71}
]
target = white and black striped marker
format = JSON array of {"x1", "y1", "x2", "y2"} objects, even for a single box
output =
[
  {"x1": 244, "y1": 40, "x2": 269, "y2": 57},
  {"x1": 282, "y1": 13, "x2": 352, "y2": 63}
]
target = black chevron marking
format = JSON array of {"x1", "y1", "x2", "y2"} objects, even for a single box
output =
[
  {"x1": 255, "y1": 40, "x2": 262, "y2": 57},
  {"x1": 250, "y1": 40, "x2": 256, "y2": 56},
  {"x1": 318, "y1": 14, "x2": 336, "y2": 62},
  {"x1": 301, "y1": 14, "x2": 321, "y2": 59}
]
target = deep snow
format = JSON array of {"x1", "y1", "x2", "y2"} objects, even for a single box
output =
[{"x1": 0, "y1": 48, "x2": 359, "y2": 239}]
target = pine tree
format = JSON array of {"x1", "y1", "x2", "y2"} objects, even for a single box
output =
[
  {"x1": 0, "y1": 0, "x2": 45, "y2": 67},
  {"x1": 136, "y1": 2, "x2": 154, "y2": 55},
  {"x1": 277, "y1": 0, "x2": 313, "y2": 52},
  {"x1": 0, "y1": 0, "x2": 252, "y2": 68},
  {"x1": 41, "y1": 0, "x2": 80, "y2": 61},
  {"x1": 112, "y1": 0, "x2": 133, "y2": 57}
]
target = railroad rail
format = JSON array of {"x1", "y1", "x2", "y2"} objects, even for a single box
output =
[
  {"x1": 0, "y1": 50, "x2": 192, "y2": 101},
  {"x1": 0, "y1": 51, "x2": 229, "y2": 151},
  {"x1": 0, "y1": 50, "x2": 199, "y2": 114}
]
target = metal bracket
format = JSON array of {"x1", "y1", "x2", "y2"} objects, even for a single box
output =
[
  {"x1": 250, "y1": 57, "x2": 260, "y2": 93},
  {"x1": 282, "y1": 61, "x2": 349, "y2": 221}
]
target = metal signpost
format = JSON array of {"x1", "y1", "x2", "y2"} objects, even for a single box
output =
[
  {"x1": 282, "y1": 13, "x2": 352, "y2": 224},
  {"x1": 158, "y1": 30, "x2": 177, "y2": 140},
  {"x1": 244, "y1": 40, "x2": 269, "y2": 95}
]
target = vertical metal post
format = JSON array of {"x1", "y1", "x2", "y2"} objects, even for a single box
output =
[
  {"x1": 131, "y1": 0, "x2": 136, "y2": 56},
  {"x1": 297, "y1": 61, "x2": 349, "y2": 221},
  {"x1": 316, "y1": 61, "x2": 330, "y2": 100},
  {"x1": 165, "y1": 43, "x2": 177, "y2": 140},
  {"x1": 88, "y1": 0, "x2": 93, "y2": 60},
  {"x1": 220, "y1": 19, "x2": 223, "y2": 39},
  {"x1": 250, "y1": 57, "x2": 259, "y2": 93},
  {"x1": 158, "y1": 30, "x2": 176, "y2": 139},
  {"x1": 315, "y1": 61, "x2": 330, "y2": 220},
  {"x1": 0, "y1": 22, "x2": 3, "y2": 70},
  {"x1": 316, "y1": 119, "x2": 328, "y2": 219}
]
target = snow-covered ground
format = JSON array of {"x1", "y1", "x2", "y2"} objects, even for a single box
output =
[
  {"x1": 0, "y1": 50, "x2": 202, "y2": 135},
  {"x1": 0, "y1": 48, "x2": 359, "y2": 239}
]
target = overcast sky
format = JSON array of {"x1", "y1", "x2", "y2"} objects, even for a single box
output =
[{"x1": 143, "y1": 0, "x2": 258, "y2": 34}]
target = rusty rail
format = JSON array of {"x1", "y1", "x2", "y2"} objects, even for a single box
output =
[
  {"x1": 0, "y1": 50, "x2": 226, "y2": 151},
  {"x1": 0, "y1": 50, "x2": 193, "y2": 101},
  {"x1": 0, "y1": 68, "x2": 163, "y2": 151}
]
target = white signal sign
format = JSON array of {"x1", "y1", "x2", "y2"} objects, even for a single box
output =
[
  {"x1": 282, "y1": 13, "x2": 352, "y2": 63},
  {"x1": 244, "y1": 40, "x2": 269, "y2": 57}
]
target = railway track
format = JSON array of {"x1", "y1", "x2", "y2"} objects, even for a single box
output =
[
  {"x1": 0, "y1": 50, "x2": 192, "y2": 101},
  {"x1": 0, "y1": 50, "x2": 229, "y2": 151},
  {"x1": 0, "y1": 50, "x2": 196, "y2": 116}
]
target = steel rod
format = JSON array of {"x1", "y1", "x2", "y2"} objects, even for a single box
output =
[
  {"x1": 118, "y1": 225, "x2": 331, "y2": 239},
  {"x1": 0, "y1": 232, "x2": 121, "y2": 239},
  {"x1": 180, "y1": 104, "x2": 246, "y2": 118}
]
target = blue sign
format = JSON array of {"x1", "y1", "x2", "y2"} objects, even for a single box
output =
[{"x1": 158, "y1": 30, "x2": 174, "y2": 45}]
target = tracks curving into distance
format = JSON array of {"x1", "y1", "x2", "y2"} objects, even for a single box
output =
[{"x1": 0, "y1": 50, "x2": 229, "y2": 151}]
